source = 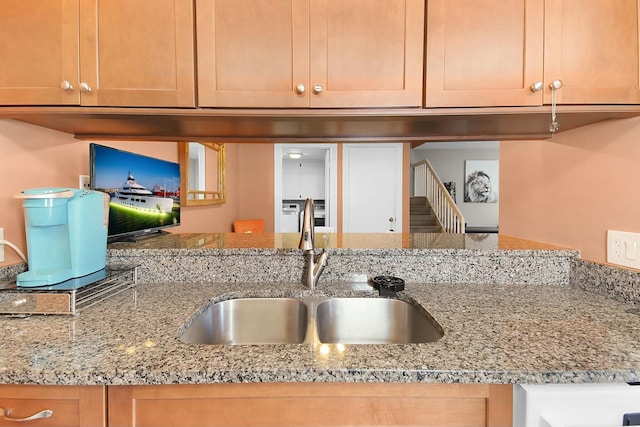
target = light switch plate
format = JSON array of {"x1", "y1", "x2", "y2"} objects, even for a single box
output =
[{"x1": 607, "y1": 230, "x2": 640, "y2": 270}]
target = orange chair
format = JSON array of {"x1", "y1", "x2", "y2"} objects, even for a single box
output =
[{"x1": 232, "y1": 219, "x2": 265, "y2": 233}]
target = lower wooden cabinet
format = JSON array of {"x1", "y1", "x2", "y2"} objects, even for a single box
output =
[
  {"x1": 107, "y1": 383, "x2": 512, "y2": 427},
  {"x1": 0, "y1": 385, "x2": 106, "y2": 427},
  {"x1": 0, "y1": 383, "x2": 512, "y2": 426}
]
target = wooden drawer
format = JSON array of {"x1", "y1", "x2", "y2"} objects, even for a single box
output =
[{"x1": 0, "y1": 385, "x2": 105, "y2": 427}]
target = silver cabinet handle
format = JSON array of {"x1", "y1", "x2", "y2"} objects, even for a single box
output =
[
  {"x1": 530, "y1": 81, "x2": 543, "y2": 92},
  {"x1": 548, "y1": 79, "x2": 563, "y2": 133},
  {"x1": 79, "y1": 82, "x2": 92, "y2": 92},
  {"x1": 60, "y1": 80, "x2": 74, "y2": 91},
  {"x1": 549, "y1": 79, "x2": 563, "y2": 90},
  {"x1": 0, "y1": 407, "x2": 53, "y2": 422},
  {"x1": 313, "y1": 84, "x2": 323, "y2": 94},
  {"x1": 295, "y1": 83, "x2": 305, "y2": 94}
]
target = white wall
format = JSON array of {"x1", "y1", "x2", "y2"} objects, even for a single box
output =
[{"x1": 411, "y1": 142, "x2": 499, "y2": 229}]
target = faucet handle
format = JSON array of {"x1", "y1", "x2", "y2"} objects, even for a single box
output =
[
  {"x1": 299, "y1": 198, "x2": 316, "y2": 251},
  {"x1": 306, "y1": 199, "x2": 315, "y2": 243}
]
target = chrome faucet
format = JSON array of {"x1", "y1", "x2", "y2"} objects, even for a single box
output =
[{"x1": 299, "y1": 198, "x2": 328, "y2": 289}]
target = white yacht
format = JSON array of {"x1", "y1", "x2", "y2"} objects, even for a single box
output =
[{"x1": 112, "y1": 172, "x2": 174, "y2": 214}]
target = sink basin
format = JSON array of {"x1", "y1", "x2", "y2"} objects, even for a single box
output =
[
  {"x1": 180, "y1": 298, "x2": 308, "y2": 345},
  {"x1": 315, "y1": 298, "x2": 443, "y2": 344},
  {"x1": 180, "y1": 296, "x2": 443, "y2": 345}
]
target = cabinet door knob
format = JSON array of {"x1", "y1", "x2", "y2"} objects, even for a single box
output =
[
  {"x1": 549, "y1": 79, "x2": 563, "y2": 90},
  {"x1": 60, "y1": 80, "x2": 73, "y2": 91},
  {"x1": 529, "y1": 81, "x2": 543, "y2": 92},
  {"x1": 295, "y1": 83, "x2": 306, "y2": 94},
  {"x1": 79, "y1": 82, "x2": 92, "y2": 92},
  {"x1": 313, "y1": 84, "x2": 323, "y2": 94}
]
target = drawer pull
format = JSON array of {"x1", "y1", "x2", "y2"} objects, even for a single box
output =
[{"x1": 0, "y1": 407, "x2": 53, "y2": 422}]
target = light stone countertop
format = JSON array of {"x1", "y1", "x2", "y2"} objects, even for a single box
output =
[
  {"x1": 104, "y1": 233, "x2": 578, "y2": 286},
  {"x1": 2, "y1": 278, "x2": 640, "y2": 386},
  {"x1": 105, "y1": 232, "x2": 572, "y2": 252}
]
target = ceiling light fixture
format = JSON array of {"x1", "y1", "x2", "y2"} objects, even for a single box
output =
[{"x1": 287, "y1": 152, "x2": 302, "y2": 159}]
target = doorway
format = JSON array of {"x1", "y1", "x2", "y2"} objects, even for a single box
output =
[{"x1": 274, "y1": 144, "x2": 338, "y2": 232}]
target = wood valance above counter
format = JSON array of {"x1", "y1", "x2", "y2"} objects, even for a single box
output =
[{"x1": 3, "y1": 105, "x2": 640, "y2": 143}]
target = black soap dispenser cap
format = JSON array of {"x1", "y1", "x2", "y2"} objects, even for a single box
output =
[{"x1": 372, "y1": 275, "x2": 405, "y2": 297}]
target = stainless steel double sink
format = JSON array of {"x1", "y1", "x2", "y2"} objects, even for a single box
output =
[{"x1": 179, "y1": 297, "x2": 443, "y2": 345}]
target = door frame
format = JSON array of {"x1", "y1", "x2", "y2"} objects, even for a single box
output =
[{"x1": 274, "y1": 144, "x2": 338, "y2": 232}]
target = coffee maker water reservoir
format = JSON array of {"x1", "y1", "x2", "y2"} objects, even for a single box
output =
[{"x1": 16, "y1": 188, "x2": 109, "y2": 287}]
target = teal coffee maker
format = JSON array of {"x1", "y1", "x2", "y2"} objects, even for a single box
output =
[{"x1": 16, "y1": 188, "x2": 109, "y2": 287}]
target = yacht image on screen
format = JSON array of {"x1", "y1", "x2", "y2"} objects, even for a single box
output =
[
  {"x1": 90, "y1": 143, "x2": 181, "y2": 242},
  {"x1": 113, "y1": 172, "x2": 174, "y2": 214}
]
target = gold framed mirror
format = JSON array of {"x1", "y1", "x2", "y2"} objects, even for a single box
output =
[{"x1": 179, "y1": 142, "x2": 226, "y2": 206}]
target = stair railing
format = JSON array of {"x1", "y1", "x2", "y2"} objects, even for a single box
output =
[{"x1": 412, "y1": 159, "x2": 465, "y2": 233}]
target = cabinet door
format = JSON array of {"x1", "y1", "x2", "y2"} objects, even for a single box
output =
[
  {"x1": 283, "y1": 159, "x2": 302, "y2": 199},
  {"x1": 0, "y1": 385, "x2": 105, "y2": 427},
  {"x1": 309, "y1": 0, "x2": 424, "y2": 108},
  {"x1": 0, "y1": 0, "x2": 80, "y2": 105},
  {"x1": 197, "y1": 0, "x2": 310, "y2": 107},
  {"x1": 108, "y1": 383, "x2": 512, "y2": 427},
  {"x1": 300, "y1": 159, "x2": 325, "y2": 200},
  {"x1": 283, "y1": 159, "x2": 325, "y2": 199},
  {"x1": 425, "y1": 0, "x2": 544, "y2": 107},
  {"x1": 79, "y1": 0, "x2": 195, "y2": 107},
  {"x1": 544, "y1": 0, "x2": 640, "y2": 104}
]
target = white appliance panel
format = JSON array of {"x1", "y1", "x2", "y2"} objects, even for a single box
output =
[
  {"x1": 281, "y1": 204, "x2": 299, "y2": 232},
  {"x1": 514, "y1": 383, "x2": 640, "y2": 427}
]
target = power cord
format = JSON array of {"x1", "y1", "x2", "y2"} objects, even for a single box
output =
[{"x1": 0, "y1": 239, "x2": 28, "y2": 264}]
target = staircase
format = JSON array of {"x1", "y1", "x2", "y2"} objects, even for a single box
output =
[
  {"x1": 410, "y1": 196, "x2": 442, "y2": 233},
  {"x1": 412, "y1": 159, "x2": 465, "y2": 233}
]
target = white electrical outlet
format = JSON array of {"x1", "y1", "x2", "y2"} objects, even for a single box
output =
[
  {"x1": 79, "y1": 175, "x2": 90, "y2": 190},
  {"x1": 607, "y1": 230, "x2": 640, "y2": 270},
  {"x1": 0, "y1": 227, "x2": 4, "y2": 263}
]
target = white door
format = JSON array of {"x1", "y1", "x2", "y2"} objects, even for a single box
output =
[{"x1": 343, "y1": 143, "x2": 403, "y2": 233}]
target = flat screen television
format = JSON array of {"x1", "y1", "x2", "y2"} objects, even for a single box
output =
[{"x1": 90, "y1": 143, "x2": 181, "y2": 243}]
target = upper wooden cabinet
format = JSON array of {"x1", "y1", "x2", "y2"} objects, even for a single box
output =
[
  {"x1": 0, "y1": 0, "x2": 195, "y2": 107},
  {"x1": 81, "y1": 0, "x2": 195, "y2": 107},
  {"x1": 196, "y1": 0, "x2": 309, "y2": 108},
  {"x1": 196, "y1": 0, "x2": 425, "y2": 108},
  {"x1": 425, "y1": 0, "x2": 640, "y2": 107},
  {"x1": 308, "y1": 0, "x2": 424, "y2": 108},
  {"x1": 544, "y1": 0, "x2": 640, "y2": 104},
  {"x1": 425, "y1": 0, "x2": 544, "y2": 107},
  {"x1": 0, "y1": 0, "x2": 79, "y2": 105}
]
